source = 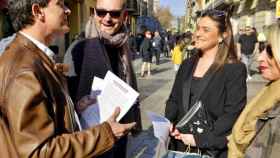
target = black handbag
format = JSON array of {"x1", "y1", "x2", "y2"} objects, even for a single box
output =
[{"x1": 175, "y1": 101, "x2": 213, "y2": 135}]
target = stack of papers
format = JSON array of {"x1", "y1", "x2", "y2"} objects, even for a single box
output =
[
  {"x1": 146, "y1": 111, "x2": 171, "y2": 150},
  {"x1": 80, "y1": 71, "x2": 139, "y2": 129}
]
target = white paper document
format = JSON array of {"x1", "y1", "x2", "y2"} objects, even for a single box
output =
[
  {"x1": 98, "y1": 71, "x2": 139, "y2": 122},
  {"x1": 80, "y1": 71, "x2": 139, "y2": 128},
  {"x1": 146, "y1": 111, "x2": 171, "y2": 147}
]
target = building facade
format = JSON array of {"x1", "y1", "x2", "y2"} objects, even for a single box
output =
[
  {"x1": 127, "y1": 0, "x2": 139, "y2": 35},
  {"x1": 200, "y1": 0, "x2": 279, "y2": 36},
  {"x1": 143, "y1": 0, "x2": 154, "y2": 16},
  {"x1": 153, "y1": 0, "x2": 160, "y2": 13},
  {"x1": 184, "y1": 0, "x2": 199, "y2": 32}
]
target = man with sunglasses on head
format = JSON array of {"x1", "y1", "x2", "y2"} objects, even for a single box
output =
[
  {"x1": 65, "y1": 0, "x2": 142, "y2": 157},
  {"x1": 0, "y1": 0, "x2": 136, "y2": 157}
]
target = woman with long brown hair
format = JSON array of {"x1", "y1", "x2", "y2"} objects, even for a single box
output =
[{"x1": 165, "y1": 9, "x2": 247, "y2": 158}]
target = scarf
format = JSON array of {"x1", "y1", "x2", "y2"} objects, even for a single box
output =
[
  {"x1": 227, "y1": 79, "x2": 280, "y2": 158},
  {"x1": 99, "y1": 27, "x2": 133, "y2": 86}
]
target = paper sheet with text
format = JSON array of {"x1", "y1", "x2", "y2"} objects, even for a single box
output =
[
  {"x1": 80, "y1": 71, "x2": 139, "y2": 128},
  {"x1": 98, "y1": 71, "x2": 139, "y2": 122}
]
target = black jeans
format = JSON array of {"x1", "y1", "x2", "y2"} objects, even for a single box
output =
[{"x1": 153, "y1": 48, "x2": 161, "y2": 65}]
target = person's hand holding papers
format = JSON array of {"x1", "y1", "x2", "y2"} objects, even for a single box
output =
[
  {"x1": 107, "y1": 107, "x2": 136, "y2": 139},
  {"x1": 76, "y1": 95, "x2": 97, "y2": 113}
]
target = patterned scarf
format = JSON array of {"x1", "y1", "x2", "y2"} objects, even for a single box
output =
[{"x1": 99, "y1": 27, "x2": 133, "y2": 85}]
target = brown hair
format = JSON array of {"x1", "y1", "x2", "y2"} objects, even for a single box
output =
[{"x1": 200, "y1": 9, "x2": 238, "y2": 71}]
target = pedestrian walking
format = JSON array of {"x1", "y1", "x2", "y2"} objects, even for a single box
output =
[
  {"x1": 128, "y1": 32, "x2": 137, "y2": 60},
  {"x1": 152, "y1": 30, "x2": 163, "y2": 65},
  {"x1": 171, "y1": 37, "x2": 184, "y2": 71},
  {"x1": 237, "y1": 26, "x2": 259, "y2": 80},
  {"x1": 140, "y1": 30, "x2": 153, "y2": 77}
]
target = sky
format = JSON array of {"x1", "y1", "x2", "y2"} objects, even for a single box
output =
[{"x1": 160, "y1": 0, "x2": 186, "y2": 17}]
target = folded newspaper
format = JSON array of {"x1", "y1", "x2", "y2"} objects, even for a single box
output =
[{"x1": 80, "y1": 71, "x2": 139, "y2": 129}]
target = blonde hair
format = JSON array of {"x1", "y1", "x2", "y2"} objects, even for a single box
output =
[{"x1": 265, "y1": 24, "x2": 280, "y2": 64}]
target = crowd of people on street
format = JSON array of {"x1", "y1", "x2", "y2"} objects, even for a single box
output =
[{"x1": 0, "y1": 0, "x2": 280, "y2": 158}]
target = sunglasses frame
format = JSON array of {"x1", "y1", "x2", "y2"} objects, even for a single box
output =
[{"x1": 94, "y1": 8, "x2": 124, "y2": 18}]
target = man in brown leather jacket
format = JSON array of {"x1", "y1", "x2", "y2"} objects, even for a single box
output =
[{"x1": 0, "y1": 0, "x2": 135, "y2": 157}]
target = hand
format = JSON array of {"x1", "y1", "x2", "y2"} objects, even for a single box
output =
[
  {"x1": 76, "y1": 95, "x2": 97, "y2": 113},
  {"x1": 176, "y1": 134, "x2": 196, "y2": 147},
  {"x1": 107, "y1": 107, "x2": 136, "y2": 139},
  {"x1": 54, "y1": 63, "x2": 69, "y2": 74},
  {"x1": 169, "y1": 124, "x2": 180, "y2": 138}
]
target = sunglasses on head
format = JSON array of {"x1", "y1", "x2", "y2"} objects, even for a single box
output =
[
  {"x1": 201, "y1": 9, "x2": 226, "y2": 17},
  {"x1": 259, "y1": 42, "x2": 273, "y2": 58},
  {"x1": 95, "y1": 8, "x2": 123, "y2": 18}
]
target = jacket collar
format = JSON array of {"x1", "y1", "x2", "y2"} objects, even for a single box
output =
[
  {"x1": 16, "y1": 33, "x2": 55, "y2": 68},
  {"x1": 19, "y1": 31, "x2": 55, "y2": 61},
  {"x1": 15, "y1": 33, "x2": 67, "y2": 88}
]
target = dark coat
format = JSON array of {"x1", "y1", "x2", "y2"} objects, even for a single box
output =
[
  {"x1": 140, "y1": 38, "x2": 153, "y2": 62},
  {"x1": 67, "y1": 37, "x2": 142, "y2": 130},
  {"x1": 165, "y1": 55, "x2": 247, "y2": 158}
]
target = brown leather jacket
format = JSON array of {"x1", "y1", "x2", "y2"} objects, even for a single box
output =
[{"x1": 0, "y1": 34, "x2": 115, "y2": 158}]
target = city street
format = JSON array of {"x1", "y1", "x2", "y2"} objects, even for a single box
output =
[{"x1": 126, "y1": 56, "x2": 267, "y2": 158}]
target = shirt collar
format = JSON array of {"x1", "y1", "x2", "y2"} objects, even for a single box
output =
[{"x1": 19, "y1": 32, "x2": 55, "y2": 61}]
